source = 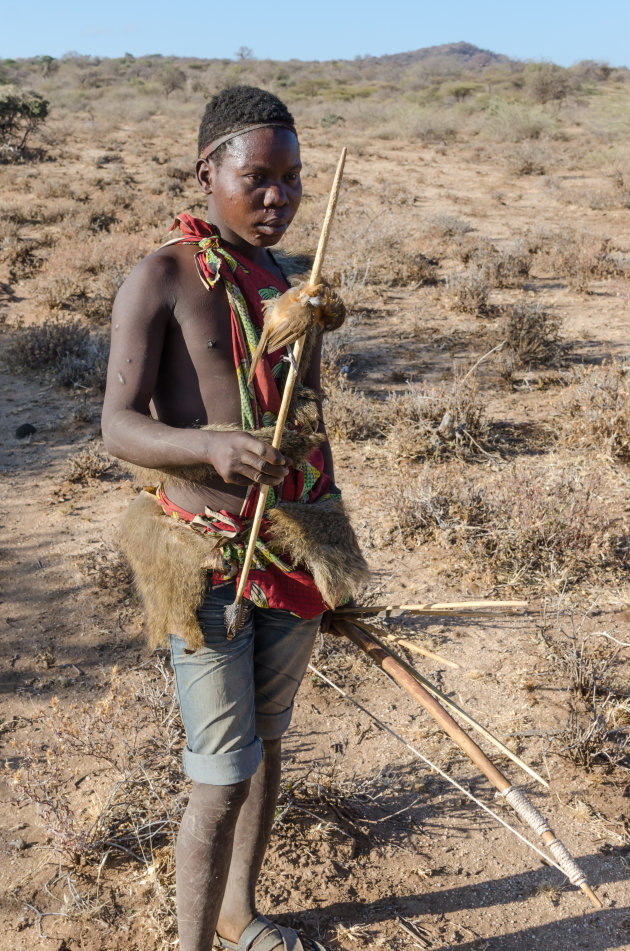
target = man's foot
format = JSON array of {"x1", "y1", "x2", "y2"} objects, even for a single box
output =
[{"x1": 215, "y1": 913, "x2": 328, "y2": 950}]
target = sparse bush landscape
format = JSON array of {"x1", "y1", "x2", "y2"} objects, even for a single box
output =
[{"x1": 1, "y1": 42, "x2": 629, "y2": 951}]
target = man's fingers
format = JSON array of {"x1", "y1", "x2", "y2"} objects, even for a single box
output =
[
  {"x1": 250, "y1": 440, "x2": 290, "y2": 468},
  {"x1": 238, "y1": 452, "x2": 289, "y2": 486}
]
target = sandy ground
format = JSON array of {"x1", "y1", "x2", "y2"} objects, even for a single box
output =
[{"x1": 1, "y1": 111, "x2": 629, "y2": 950}]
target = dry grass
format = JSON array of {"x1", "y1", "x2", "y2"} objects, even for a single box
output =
[
  {"x1": 455, "y1": 237, "x2": 532, "y2": 288},
  {"x1": 545, "y1": 230, "x2": 624, "y2": 292},
  {"x1": 382, "y1": 373, "x2": 488, "y2": 462},
  {"x1": 5, "y1": 660, "x2": 185, "y2": 941},
  {"x1": 323, "y1": 369, "x2": 488, "y2": 461},
  {"x1": 3, "y1": 318, "x2": 109, "y2": 389},
  {"x1": 566, "y1": 361, "x2": 630, "y2": 460},
  {"x1": 558, "y1": 697, "x2": 630, "y2": 771},
  {"x1": 387, "y1": 465, "x2": 629, "y2": 593},
  {"x1": 323, "y1": 379, "x2": 386, "y2": 441}
]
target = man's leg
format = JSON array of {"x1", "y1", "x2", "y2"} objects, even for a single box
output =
[
  {"x1": 175, "y1": 779, "x2": 251, "y2": 951},
  {"x1": 216, "y1": 737, "x2": 282, "y2": 943},
  {"x1": 212, "y1": 608, "x2": 322, "y2": 946}
]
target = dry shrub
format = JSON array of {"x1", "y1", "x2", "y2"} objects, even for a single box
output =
[
  {"x1": 34, "y1": 234, "x2": 141, "y2": 323},
  {"x1": 547, "y1": 230, "x2": 623, "y2": 292},
  {"x1": 326, "y1": 201, "x2": 438, "y2": 295},
  {"x1": 323, "y1": 379, "x2": 385, "y2": 441},
  {"x1": 559, "y1": 698, "x2": 630, "y2": 771},
  {"x1": 485, "y1": 101, "x2": 554, "y2": 143},
  {"x1": 389, "y1": 471, "x2": 490, "y2": 550},
  {"x1": 80, "y1": 542, "x2": 134, "y2": 592},
  {"x1": 37, "y1": 273, "x2": 86, "y2": 311},
  {"x1": 389, "y1": 466, "x2": 629, "y2": 593},
  {"x1": 501, "y1": 301, "x2": 562, "y2": 368},
  {"x1": 609, "y1": 165, "x2": 630, "y2": 208},
  {"x1": 507, "y1": 142, "x2": 549, "y2": 176},
  {"x1": 4, "y1": 318, "x2": 109, "y2": 389},
  {"x1": 0, "y1": 199, "x2": 29, "y2": 225},
  {"x1": 66, "y1": 445, "x2": 112, "y2": 482},
  {"x1": 0, "y1": 234, "x2": 41, "y2": 281},
  {"x1": 323, "y1": 364, "x2": 488, "y2": 458},
  {"x1": 383, "y1": 374, "x2": 487, "y2": 462},
  {"x1": 444, "y1": 264, "x2": 491, "y2": 316},
  {"x1": 456, "y1": 237, "x2": 532, "y2": 288},
  {"x1": 388, "y1": 250, "x2": 439, "y2": 287},
  {"x1": 423, "y1": 212, "x2": 473, "y2": 240},
  {"x1": 544, "y1": 629, "x2": 624, "y2": 700},
  {"x1": 567, "y1": 361, "x2": 630, "y2": 460}
]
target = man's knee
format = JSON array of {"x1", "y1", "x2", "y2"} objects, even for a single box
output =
[{"x1": 261, "y1": 737, "x2": 281, "y2": 757}]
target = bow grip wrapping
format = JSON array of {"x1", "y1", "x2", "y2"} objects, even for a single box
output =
[{"x1": 502, "y1": 786, "x2": 587, "y2": 887}]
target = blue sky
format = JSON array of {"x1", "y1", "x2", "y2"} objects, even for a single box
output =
[{"x1": 3, "y1": 0, "x2": 629, "y2": 68}]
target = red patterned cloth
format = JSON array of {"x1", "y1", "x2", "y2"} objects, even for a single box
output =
[{"x1": 159, "y1": 215, "x2": 335, "y2": 618}]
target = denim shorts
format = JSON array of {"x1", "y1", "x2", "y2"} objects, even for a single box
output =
[{"x1": 169, "y1": 582, "x2": 321, "y2": 787}]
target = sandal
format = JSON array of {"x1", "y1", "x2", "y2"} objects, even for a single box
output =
[{"x1": 215, "y1": 913, "x2": 328, "y2": 951}]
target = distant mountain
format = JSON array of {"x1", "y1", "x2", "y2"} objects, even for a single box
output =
[{"x1": 359, "y1": 41, "x2": 514, "y2": 71}]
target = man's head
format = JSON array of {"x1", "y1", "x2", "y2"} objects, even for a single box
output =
[
  {"x1": 197, "y1": 85, "x2": 296, "y2": 164},
  {"x1": 196, "y1": 86, "x2": 302, "y2": 254}
]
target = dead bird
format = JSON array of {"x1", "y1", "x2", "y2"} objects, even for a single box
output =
[{"x1": 248, "y1": 280, "x2": 345, "y2": 383}]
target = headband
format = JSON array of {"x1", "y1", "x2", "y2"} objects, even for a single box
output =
[{"x1": 199, "y1": 122, "x2": 296, "y2": 161}]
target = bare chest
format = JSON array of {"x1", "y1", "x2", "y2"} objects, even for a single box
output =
[{"x1": 153, "y1": 278, "x2": 243, "y2": 428}]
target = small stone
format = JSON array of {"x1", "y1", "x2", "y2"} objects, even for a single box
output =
[
  {"x1": 9, "y1": 836, "x2": 26, "y2": 851},
  {"x1": 15, "y1": 423, "x2": 36, "y2": 439}
]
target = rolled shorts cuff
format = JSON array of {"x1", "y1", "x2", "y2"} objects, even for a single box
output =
[
  {"x1": 182, "y1": 735, "x2": 263, "y2": 786},
  {"x1": 255, "y1": 702, "x2": 295, "y2": 741}
]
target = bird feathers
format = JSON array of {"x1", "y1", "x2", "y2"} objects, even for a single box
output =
[{"x1": 247, "y1": 281, "x2": 346, "y2": 385}]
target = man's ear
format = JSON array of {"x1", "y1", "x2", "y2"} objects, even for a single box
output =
[{"x1": 196, "y1": 158, "x2": 213, "y2": 195}]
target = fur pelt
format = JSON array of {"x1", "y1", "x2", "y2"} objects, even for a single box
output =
[
  {"x1": 118, "y1": 492, "x2": 369, "y2": 650},
  {"x1": 118, "y1": 490, "x2": 224, "y2": 651},
  {"x1": 266, "y1": 499, "x2": 369, "y2": 608},
  {"x1": 121, "y1": 387, "x2": 323, "y2": 489}
]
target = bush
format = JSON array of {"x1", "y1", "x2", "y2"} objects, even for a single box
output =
[
  {"x1": 4, "y1": 318, "x2": 109, "y2": 389},
  {"x1": 502, "y1": 302, "x2": 562, "y2": 368},
  {"x1": 383, "y1": 374, "x2": 488, "y2": 462},
  {"x1": 456, "y1": 237, "x2": 532, "y2": 288},
  {"x1": 547, "y1": 231, "x2": 622, "y2": 292},
  {"x1": 0, "y1": 84, "x2": 49, "y2": 154},
  {"x1": 567, "y1": 362, "x2": 630, "y2": 460},
  {"x1": 66, "y1": 445, "x2": 112, "y2": 482},
  {"x1": 445, "y1": 264, "x2": 491, "y2": 316}
]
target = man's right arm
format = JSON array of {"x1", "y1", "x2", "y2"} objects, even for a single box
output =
[{"x1": 101, "y1": 253, "x2": 290, "y2": 488}]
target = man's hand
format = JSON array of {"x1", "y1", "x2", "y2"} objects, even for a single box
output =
[{"x1": 208, "y1": 431, "x2": 292, "y2": 487}]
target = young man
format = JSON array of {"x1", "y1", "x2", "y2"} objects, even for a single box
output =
[{"x1": 102, "y1": 86, "x2": 366, "y2": 951}]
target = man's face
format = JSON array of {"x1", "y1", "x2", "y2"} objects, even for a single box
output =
[{"x1": 197, "y1": 127, "x2": 302, "y2": 253}]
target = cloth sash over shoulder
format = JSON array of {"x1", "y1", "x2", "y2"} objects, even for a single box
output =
[{"x1": 119, "y1": 216, "x2": 368, "y2": 649}]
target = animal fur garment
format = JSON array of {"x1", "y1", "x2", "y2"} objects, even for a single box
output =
[
  {"x1": 119, "y1": 493, "x2": 368, "y2": 650},
  {"x1": 120, "y1": 389, "x2": 324, "y2": 490},
  {"x1": 118, "y1": 490, "x2": 224, "y2": 651},
  {"x1": 265, "y1": 499, "x2": 369, "y2": 608}
]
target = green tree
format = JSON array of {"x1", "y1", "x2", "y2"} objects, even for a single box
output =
[{"x1": 0, "y1": 85, "x2": 49, "y2": 153}]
